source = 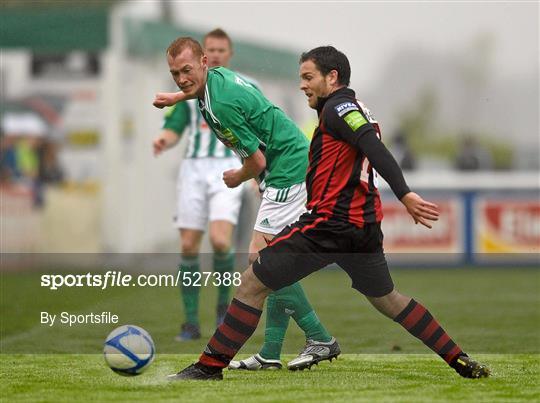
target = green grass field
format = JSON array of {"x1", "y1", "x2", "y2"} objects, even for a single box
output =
[{"x1": 1, "y1": 268, "x2": 539, "y2": 402}]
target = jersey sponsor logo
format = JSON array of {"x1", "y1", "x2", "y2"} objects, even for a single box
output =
[
  {"x1": 334, "y1": 101, "x2": 359, "y2": 117},
  {"x1": 214, "y1": 127, "x2": 239, "y2": 148},
  {"x1": 343, "y1": 110, "x2": 368, "y2": 131}
]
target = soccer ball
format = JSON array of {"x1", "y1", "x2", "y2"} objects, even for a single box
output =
[{"x1": 103, "y1": 325, "x2": 155, "y2": 376}]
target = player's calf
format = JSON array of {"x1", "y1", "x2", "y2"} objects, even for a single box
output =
[
  {"x1": 235, "y1": 265, "x2": 272, "y2": 308},
  {"x1": 392, "y1": 298, "x2": 490, "y2": 378}
]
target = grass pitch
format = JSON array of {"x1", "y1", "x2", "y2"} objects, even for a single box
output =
[
  {"x1": 2, "y1": 354, "x2": 539, "y2": 402},
  {"x1": 1, "y1": 268, "x2": 539, "y2": 402}
]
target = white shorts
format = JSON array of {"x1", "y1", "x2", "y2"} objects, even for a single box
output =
[
  {"x1": 174, "y1": 158, "x2": 244, "y2": 230},
  {"x1": 254, "y1": 182, "x2": 307, "y2": 235}
]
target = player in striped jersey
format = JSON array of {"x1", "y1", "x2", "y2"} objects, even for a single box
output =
[
  {"x1": 170, "y1": 45, "x2": 490, "y2": 381},
  {"x1": 153, "y1": 29, "x2": 257, "y2": 341}
]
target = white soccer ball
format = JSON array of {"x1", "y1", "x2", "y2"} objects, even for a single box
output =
[{"x1": 103, "y1": 325, "x2": 155, "y2": 376}]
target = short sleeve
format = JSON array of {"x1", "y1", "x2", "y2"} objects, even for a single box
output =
[{"x1": 162, "y1": 102, "x2": 191, "y2": 136}]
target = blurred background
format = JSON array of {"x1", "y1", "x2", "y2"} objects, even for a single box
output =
[{"x1": 1, "y1": 0, "x2": 538, "y2": 264}]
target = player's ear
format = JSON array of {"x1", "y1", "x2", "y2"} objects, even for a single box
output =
[
  {"x1": 328, "y1": 70, "x2": 339, "y2": 87},
  {"x1": 201, "y1": 54, "x2": 208, "y2": 67}
]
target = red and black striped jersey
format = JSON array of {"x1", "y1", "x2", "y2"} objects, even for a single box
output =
[{"x1": 306, "y1": 87, "x2": 384, "y2": 227}]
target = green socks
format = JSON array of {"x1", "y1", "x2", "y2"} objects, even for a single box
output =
[
  {"x1": 179, "y1": 255, "x2": 200, "y2": 325},
  {"x1": 295, "y1": 310, "x2": 332, "y2": 343},
  {"x1": 180, "y1": 252, "x2": 235, "y2": 325},
  {"x1": 259, "y1": 293, "x2": 290, "y2": 360},
  {"x1": 259, "y1": 282, "x2": 332, "y2": 360},
  {"x1": 286, "y1": 282, "x2": 332, "y2": 343},
  {"x1": 213, "y1": 251, "x2": 235, "y2": 306}
]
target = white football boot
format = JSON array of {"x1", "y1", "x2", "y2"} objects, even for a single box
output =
[{"x1": 228, "y1": 354, "x2": 282, "y2": 370}]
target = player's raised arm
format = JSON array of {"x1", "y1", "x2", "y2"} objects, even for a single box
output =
[{"x1": 153, "y1": 91, "x2": 191, "y2": 109}]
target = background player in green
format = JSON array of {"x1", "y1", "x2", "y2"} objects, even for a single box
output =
[
  {"x1": 153, "y1": 29, "x2": 246, "y2": 341},
  {"x1": 154, "y1": 37, "x2": 339, "y2": 370}
]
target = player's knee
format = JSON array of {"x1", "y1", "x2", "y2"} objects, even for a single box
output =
[
  {"x1": 181, "y1": 241, "x2": 199, "y2": 255},
  {"x1": 247, "y1": 252, "x2": 259, "y2": 266},
  {"x1": 180, "y1": 238, "x2": 200, "y2": 255},
  {"x1": 235, "y1": 267, "x2": 271, "y2": 301},
  {"x1": 210, "y1": 235, "x2": 231, "y2": 254},
  {"x1": 248, "y1": 238, "x2": 266, "y2": 265}
]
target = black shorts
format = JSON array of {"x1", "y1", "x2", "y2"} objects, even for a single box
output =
[{"x1": 252, "y1": 213, "x2": 394, "y2": 297}]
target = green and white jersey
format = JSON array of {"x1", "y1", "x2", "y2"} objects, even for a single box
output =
[
  {"x1": 198, "y1": 67, "x2": 309, "y2": 189},
  {"x1": 162, "y1": 100, "x2": 233, "y2": 158},
  {"x1": 162, "y1": 72, "x2": 260, "y2": 159}
]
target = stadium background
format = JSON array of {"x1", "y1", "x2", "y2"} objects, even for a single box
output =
[{"x1": 1, "y1": 1, "x2": 539, "y2": 401}]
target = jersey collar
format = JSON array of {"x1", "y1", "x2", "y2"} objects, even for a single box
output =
[
  {"x1": 316, "y1": 87, "x2": 356, "y2": 115},
  {"x1": 198, "y1": 68, "x2": 213, "y2": 109},
  {"x1": 198, "y1": 73, "x2": 221, "y2": 126}
]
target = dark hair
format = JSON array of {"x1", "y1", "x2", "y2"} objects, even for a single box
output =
[
  {"x1": 167, "y1": 37, "x2": 203, "y2": 58},
  {"x1": 300, "y1": 46, "x2": 351, "y2": 86},
  {"x1": 204, "y1": 28, "x2": 233, "y2": 48}
]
